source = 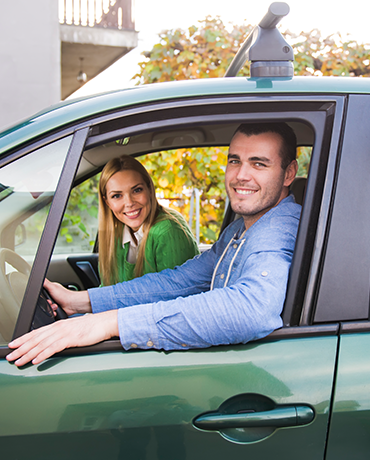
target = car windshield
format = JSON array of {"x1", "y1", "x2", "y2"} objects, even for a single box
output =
[{"x1": 0, "y1": 136, "x2": 72, "y2": 343}]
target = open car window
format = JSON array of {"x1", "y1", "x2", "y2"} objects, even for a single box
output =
[
  {"x1": 53, "y1": 145, "x2": 229, "y2": 258},
  {"x1": 48, "y1": 108, "x2": 317, "y2": 302}
]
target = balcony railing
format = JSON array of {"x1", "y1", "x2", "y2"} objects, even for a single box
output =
[{"x1": 59, "y1": 0, "x2": 135, "y2": 30}]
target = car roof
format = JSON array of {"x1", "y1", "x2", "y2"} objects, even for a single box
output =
[{"x1": 1, "y1": 76, "x2": 370, "y2": 157}]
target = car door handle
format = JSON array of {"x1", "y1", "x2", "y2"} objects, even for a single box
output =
[{"x1": 193, "y1": 405, "x2": 314, "y2": 430}]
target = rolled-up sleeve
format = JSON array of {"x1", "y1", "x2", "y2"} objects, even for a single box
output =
[{"x1": 116, "y1": 249, "x2": 288, "y2": 351}]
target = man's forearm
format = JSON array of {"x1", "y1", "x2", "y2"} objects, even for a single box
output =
[
  {"x1": 73, "y1": 290, "x2": 92, "y2": 314},
  {"x1": 89, "y1": 249, "x2": 216, "y2": 314}
]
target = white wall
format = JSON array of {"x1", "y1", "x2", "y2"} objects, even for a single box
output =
[{"x1": 0, "y1": 0, "x2": 60, "y2": 131}]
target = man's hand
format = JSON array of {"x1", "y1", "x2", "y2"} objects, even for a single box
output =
[
  {"x1": 44, "y1": 279, "x2": 92, "y2": 316},
  {"x1": 6, "y1": 310, "x2": 119, "y2": 366}
]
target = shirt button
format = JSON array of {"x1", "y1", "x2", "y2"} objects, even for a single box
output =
[
  {"x1": 181, "y1": 343, "x2": 187, "y2": 348},
  {"x1": 220, "y1": 274, "x2": 225, "y2": 279},
  {"x1": 130, "y1": 343, "x2": 138, "y2": 348},
  {"x1": 261, "y1": 271, "x2": 268, "y2": 277},
  {"x1": 147, "y1": 340, "x2": 154, "y2": 347},
  {"x1": 233, "y1": 244, "x2": 238, "y2": 249}
]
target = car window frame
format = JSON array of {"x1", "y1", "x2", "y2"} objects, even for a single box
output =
[
  {"x1": 286, "y1": 96, "x2": 347, "y2": 326},
  {"x1": 83, "y1": 94, "x2": 345, "y2": 329},
  {"x1": 0, "y1": 92, "x2": 349, "y2": 359}
]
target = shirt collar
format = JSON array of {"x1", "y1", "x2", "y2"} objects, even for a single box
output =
[{"x1": 122, "y1": 225, "x2": 144, "y2": 247}]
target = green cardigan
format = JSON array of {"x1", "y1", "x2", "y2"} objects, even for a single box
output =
[{"x1": 114, "y1": 212, "x2": 200, "y2": 283}]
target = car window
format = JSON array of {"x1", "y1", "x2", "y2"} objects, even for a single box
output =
[
  {"x1": 0, "y1": 136, "x2": 72, "y2": 344},
  {"x1": 54, "y1": 174, "x2": 100, "y2": 255},
  {"x1": 53, "y1": 146, "x2": 229, "y2": 258},
  {"x1": 54, "y1": 144, "x2": 312, "y2": 258}
]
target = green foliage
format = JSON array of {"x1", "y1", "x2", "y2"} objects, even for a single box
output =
[
  {"x1": 297, "y1": 147, "x2": 312, "y2": 177},
  {"x1": 290, "y1": 30, "x2": 370, "y2": 76},
  {"x1": 134, "y1": 18, "x2": 370, "y2": 84},
  {"x1": 140, "y1": 147, "x2": 228, "y2": 244},
  {"x1": 59, "y1": 175, "x2": 100, "y2": 247},
  {"x1": 134, "y1": 17, "x2": 253, "y2": 83}
]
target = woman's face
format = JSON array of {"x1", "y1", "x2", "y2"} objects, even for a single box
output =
[{"x1": 104, "y1": 169, "x2": 151, "y2": 232}]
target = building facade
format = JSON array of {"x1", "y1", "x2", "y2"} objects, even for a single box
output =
[{"x1": 0, "y1": 0, "x2": 137, "y2": 131}]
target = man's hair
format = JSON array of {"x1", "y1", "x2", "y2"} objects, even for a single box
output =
[{"x1": 233, "y1": 122, "x2": 297, "y2": 170}]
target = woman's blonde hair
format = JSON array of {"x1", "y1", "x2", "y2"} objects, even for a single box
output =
[{"x1": 98, "y1": 155, "x2": 161, "y2": 285}]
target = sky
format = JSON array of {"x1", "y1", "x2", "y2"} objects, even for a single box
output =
[{"x1": 71, "y1": 0, "x2": 370, "y2": 98}]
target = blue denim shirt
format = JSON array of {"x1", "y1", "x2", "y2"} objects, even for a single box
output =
[{"x1": 89, "y1": 195, "x2": 301, "y2": 351}]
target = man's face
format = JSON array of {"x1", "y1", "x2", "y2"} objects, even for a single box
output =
[{"x1": 225, "y1": 131, "x2": 297, "y2": 229}]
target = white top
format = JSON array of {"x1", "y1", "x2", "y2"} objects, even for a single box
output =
[{"x1": 122, "y1": 225, "x2": 144, "y2": 264}]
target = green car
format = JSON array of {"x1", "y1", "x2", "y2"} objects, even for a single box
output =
[{"x1": 0, "y1": 3, "x2": 369, "y2": 459}]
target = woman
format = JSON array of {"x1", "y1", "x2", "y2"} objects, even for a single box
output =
[{"x1": 98, "y1": 155, "x2": 199, "y2": 286}]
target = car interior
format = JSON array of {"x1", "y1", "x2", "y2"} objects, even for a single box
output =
[
  {"x1": 48, "y1": 120, "x2": 310, "y2": 278},
  {"x1": 0, "y1": 119, "x2": 313, "y2": 345}
]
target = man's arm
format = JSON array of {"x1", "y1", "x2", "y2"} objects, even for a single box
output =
[
  {"x1": 7, "y1": 201, "x2": 299, "y2": 365},
  {"x1": 6, "y1": 241, "x2": 218, "y2": 366},
  {"x1": 16, "y1": 248, "x2": 289, "y2": 362},
  {"x1": 116, "y1": 248, "x2": 290, "y2": 350},
  {"x1": 6, "y1": 247, "x2": 287, "y2": 366},
  {"x1": 93, "y1": 206, "x2": 299, "y2": 351},
  {"x1": 89, "y1": 241, "x2": 219, "y2": 313},
  {"x1": 7, "y1": 310, "x2": 118, "y2": 366}
]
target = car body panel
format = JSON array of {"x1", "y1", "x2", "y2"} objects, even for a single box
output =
[
  {"x1": 1, "y1": 76, "x2": 370, "y2": 156},
  {"x1": 326, "y1": 333, "x2": 370, "y2": 459},
  {"x1": 0, "y1": 336, "x2": 337, "y2": 459}
]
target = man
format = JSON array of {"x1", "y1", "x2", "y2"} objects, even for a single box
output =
[{"x1": 7, "y1": 122, "x2": 300, "y2": 366}]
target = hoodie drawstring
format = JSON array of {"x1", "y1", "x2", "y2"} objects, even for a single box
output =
[{"x1": 210, "y1": 229, "x2": 247, "y2": 290}]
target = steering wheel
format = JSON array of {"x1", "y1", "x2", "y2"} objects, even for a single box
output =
[
  {"x1": 0, "y1": 248, "x2": 31, "y2": 342},
  {"x1": 0, "y1": 248, "x2": 68, "y2": 341}
]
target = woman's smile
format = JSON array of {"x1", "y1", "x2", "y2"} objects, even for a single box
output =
[{"x1": 104, "y1": 170, "x2": 151, "y2": 232}]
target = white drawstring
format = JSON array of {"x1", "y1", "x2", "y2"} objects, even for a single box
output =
[
  {"x1": 223, "y1": 239, "x2": 246, "y2": 287},
  {"x1": 210, "y1": 228, "x2": 247, "y2": 291}
]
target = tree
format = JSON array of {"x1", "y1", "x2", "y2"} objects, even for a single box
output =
[
  {"x1": 133, "y1": 17, "x2": 369, "y2": 243},
  {"x1": 133, "y1": 17, "x2": 370, "y2": 83},
  {"x1": 57, "y1": 175, "x2": 100, "y2": 250},
  {"x1": 290, "y1": 30, "x2": 370, "y2": 76},
  {"x1": 134, "y1": 18, "x2": 252, "y2": 82}
]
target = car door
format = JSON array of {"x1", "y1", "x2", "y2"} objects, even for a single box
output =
[
  {"x1": 0, "y1": 91, "x2": 346, "y2": 459},
  {"x1": 0, "y1": 333, "x2": 338, "y2": 460},
  {"x1": 312, "y1": 94, "x2": 370, "y2": 459}
]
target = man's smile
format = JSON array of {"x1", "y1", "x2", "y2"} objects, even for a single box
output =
[{"x1": 234, "y1": 188, "x2": 258, "y2": 195}]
